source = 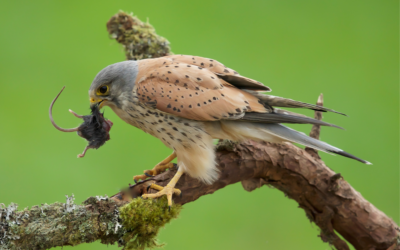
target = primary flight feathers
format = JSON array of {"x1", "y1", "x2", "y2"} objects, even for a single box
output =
[
  {"x1": 240, "y1": 112, "x2": 344, "y2": 130},
  {"x1": 245, "y1": 90, "x2": 347, "y2": 116}
]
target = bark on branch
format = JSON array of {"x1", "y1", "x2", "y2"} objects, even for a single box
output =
[
  {"x1": 120, "y1": 139, "x2": 399, "y2": 250},
  {"x1": 1, "y1": 11, "x2": 399, "y2": 250}
]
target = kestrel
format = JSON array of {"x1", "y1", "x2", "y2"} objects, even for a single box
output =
[{"x1": 88, "y1": 55, "x2": 370, "y2": 208}]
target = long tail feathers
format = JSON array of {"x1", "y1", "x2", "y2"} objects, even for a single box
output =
[{"x1": 259, "y1": 123, "x2": 371, "y2": 164}]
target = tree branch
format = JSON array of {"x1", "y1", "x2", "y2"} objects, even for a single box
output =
[
  {"x1": 117, "y1": 139, "x2": 399, "y2": 250},
  {"x1": 106, "y1": 11, "x2": 171, "y2": 60},
  {"x1": 1, "y1": 11, "x2": 399, "y2": 250}
]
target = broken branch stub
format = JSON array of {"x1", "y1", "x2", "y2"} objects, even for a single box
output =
[{"x1": 305, "y1": 93, "x2": 324, "y2": 160}]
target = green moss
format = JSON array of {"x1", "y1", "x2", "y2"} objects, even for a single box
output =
[
  {"x1": 107, "y1": 11, "x2": 172, "y2": 60},
  {"x1": 119, "y1": 197, "x2": 181, "y2": 250}
]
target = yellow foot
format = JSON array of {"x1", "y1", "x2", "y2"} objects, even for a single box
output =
[
  {"x1": 133, "y1": 152, "x2": 177, "y2": 183},
  {"x1": 143, "y1": 183, "x2": 182, "y2": 209},
  {"x1": 142, "y1": 169, "x2": 184, "y2": 210}
]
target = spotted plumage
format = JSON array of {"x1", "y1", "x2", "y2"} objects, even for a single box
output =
[
  {"x1": 135, "y1": 56, "x2": 267, "y2": 121},
  {"x1": 88, "y1": 55, "x2": 370, "y2": 206}
]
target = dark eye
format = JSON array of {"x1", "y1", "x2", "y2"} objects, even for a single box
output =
[{"x1": 99, "y1": 86, "x2": 108, "y2": 94}]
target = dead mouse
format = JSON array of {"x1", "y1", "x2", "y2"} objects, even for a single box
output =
[{"x1": 49, "y1": 86, "x2": 113, "y2": 158}]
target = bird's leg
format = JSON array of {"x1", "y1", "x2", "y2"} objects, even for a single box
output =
[
  {"x1": 143, "y1": 169, "x2": 183, "y2": 209},
  {"x1": 145, "y1": 152, "x2": 177, "y2": 176},
  {"x1": 133, "y1": 152, "x2": 177, "y2": 182}
]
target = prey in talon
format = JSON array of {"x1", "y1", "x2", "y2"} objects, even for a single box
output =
[
  {"x1": 49, "y1": 86, "x2": 113, "y2": 158},
  {"x1": 85, "y1": 55, "x2": 370, "y2": 210}
]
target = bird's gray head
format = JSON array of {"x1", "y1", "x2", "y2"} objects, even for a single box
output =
[{"x1": 89, "y1": 61, "x2": 138, "y2": 109}]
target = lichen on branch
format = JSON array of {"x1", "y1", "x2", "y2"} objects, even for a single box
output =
[
  {"x1": 107, "y1": 11, "x2": 172, "y2": 60},
  {"x1": 0, "y1": 195, "x2": 181, "y2": 250}
]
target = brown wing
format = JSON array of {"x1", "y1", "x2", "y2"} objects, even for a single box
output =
[
  {"x1": 136, "y1": 58, "x2": 267, "y2": 121},
  {"x1": 165, "y1": 55, "x2": 271, "y2": 91}
]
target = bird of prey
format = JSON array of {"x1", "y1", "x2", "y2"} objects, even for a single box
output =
[{"x1": 88, "y1": 55, "x2": 370, "y2": 207}]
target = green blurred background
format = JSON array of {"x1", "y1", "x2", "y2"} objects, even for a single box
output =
[{"x1": 0, "y1": 1, "x2": 398, "y2": 249}]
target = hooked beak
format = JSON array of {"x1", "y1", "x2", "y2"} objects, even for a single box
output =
[{"x1": 90, "y1": 98, "x2": 107, "y2": 109}]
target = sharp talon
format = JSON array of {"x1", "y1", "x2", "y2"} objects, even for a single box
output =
[
  {"x1": 144, "y1": 173, "x2": 154, "y2": 177},
  {"x1": 147, "y1": 185, "x2": 151, "y2": 192},
  {"x1": 137, "y1": 168, "x2": 183, "y2": 211},
  {"x1": 134, "y1": 179, "x2": 138, "y2": 184},
  {"x1": 180, "y1": 192, "x2": 182, "y2": 198}
]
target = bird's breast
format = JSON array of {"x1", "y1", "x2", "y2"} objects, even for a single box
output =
[{"x1": 113, "y1": 100, "x2": 210, "y2": 151}]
